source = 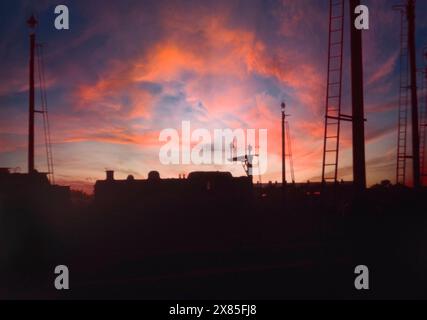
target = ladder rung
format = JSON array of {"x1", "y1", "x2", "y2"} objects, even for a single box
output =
[{"x1": 324, "y1": 164, "x2": 337, "y2": 167}]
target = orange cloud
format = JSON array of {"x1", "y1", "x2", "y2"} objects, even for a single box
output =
[{"x1": 63, "y1": 128, "x2": 161, "y2": 147}]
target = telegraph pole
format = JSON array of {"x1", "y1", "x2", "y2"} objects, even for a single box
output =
[
  {"x1": 281, "y1": 102, "x2": 286, "y2": 188},
  {"x1": 407, "y1": 0, "x2": 421, "y2": 188},
  {"x1": 27, "y1": 15, "x2": 37, "y2": 174},
  {"x1": 349, "y1": 0, "x2": 367, "y2": 190}
]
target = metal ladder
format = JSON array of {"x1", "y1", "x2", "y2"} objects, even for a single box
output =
[
  {"x1": 322, "y1": 0, "x2": 346, "y2": 183},
  {"x1": 395, "y1": 8, "x2": 410, "y2": 185}
]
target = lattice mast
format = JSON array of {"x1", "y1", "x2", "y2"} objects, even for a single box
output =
[{"x1": 394, "y1": 5, "x2": 410, "y2": 185}]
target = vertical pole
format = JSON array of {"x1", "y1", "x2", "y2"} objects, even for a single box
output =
[
  {"x1": 27, "y1": 15, "x2": 37, "y2": 174},
  {"x1": 28, "y1": 31, "x2": 35, "y2": 173},
  {"x1": 349, "y1": 0, "x2": 367, "y2": 190},
  {"x1": 407, "y1": 0, "x2": 421, "y2": 188},
  {"x1": 281, "y1": 102, "x2": 286, "y2": 188},
  {"x1": 423, "y1": 49, "x2": 427, "y2": 185}
]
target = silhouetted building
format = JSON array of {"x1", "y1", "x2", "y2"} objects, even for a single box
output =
[
  {"x1": 0, "y1": 168, "x2": 70, "y2": 209},
  {"x1": 94, "y1": 170, "x2": 252, "y2": 208}
]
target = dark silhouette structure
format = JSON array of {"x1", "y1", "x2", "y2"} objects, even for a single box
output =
[
  {"x1": 95, "y1": 170, "x2": 252, "y2": 208},
  {"x1": 322, "y1": 0, "x2": 367, "y2": 190},
  {"x1": 282, "y1": 102, "x2": 286, "y2": 187},
  {"x1": 281, "y1": 102, "x2": 295, "y2": 186},
  {"x1": 407, "y1": 0, "x2": 421, "y2": 188},
  {"x1": 27, "y1": 15, "x2": 37, "y2": 174},
  {"x1": 394, "y1": 4, "x2": 410, "y2": 185},
  {"x1": 394, "y1": 0, "x2": 421, "y2": 187},
  {"x1": 285, "y1": 121, "x2": 295, "y2": 183},
  {"x1": 349, "y1": 0, "x2": 367, "y2": 191},
  {"x1": 0, "y1": 168, "x2": 69, "y2": 207},
  {"x1": 322, "y1": 0, "x2": 345, "y2": 183},
  {"x1": 421, "y1": 48, "x2": 427, "y2": 185}
]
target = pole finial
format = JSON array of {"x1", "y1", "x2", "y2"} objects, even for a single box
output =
[{"x1": 27, "y1": 14, "x2": 38, "y2": 29}]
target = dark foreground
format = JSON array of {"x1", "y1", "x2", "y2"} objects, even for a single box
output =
[{"x1": 1, "y1": 184, "x2": 427, "y2": 299}]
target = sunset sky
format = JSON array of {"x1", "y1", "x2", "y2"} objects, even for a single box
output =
[{"x1": 0, "y1": 0, "x2": 426, "y2": 192}]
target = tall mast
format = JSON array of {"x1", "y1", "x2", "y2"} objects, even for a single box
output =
[
  {"x1": 349, "y1": 0, "x2": 367, "y2": 190},
  {"x1": 281, "y1": 102, "x2": 286, "y2": 187},
  {"x1": 407, "y1": 0, "x2": 421, "y2": 188},
  {"x1": 27, "y1": 15, "x2": 37, "y2": 174}
]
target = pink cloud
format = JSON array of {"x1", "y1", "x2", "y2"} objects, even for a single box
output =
[{"x1": 367, "y1": 52, "x2": 398, "y2": 86}]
